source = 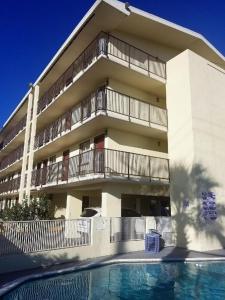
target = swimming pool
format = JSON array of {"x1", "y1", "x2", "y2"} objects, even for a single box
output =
[{"x1": 2, "y1": 262, "x2": 225, "y2": 299}]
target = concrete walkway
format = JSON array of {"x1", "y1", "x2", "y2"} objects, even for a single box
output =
[{"x1": 1, "y1": 247, "x2": 225, "y2": 296}]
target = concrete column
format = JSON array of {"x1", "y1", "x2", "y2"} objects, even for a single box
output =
[
  {"x1": 19, "y1": 91, "x2": 33, "y2": 202},
  {"x1": 25, "y1": 85, "x2": 39, "y2": 200},
  {"x1": 101, "y1": 184, "x2": 121, "y2": 217},
  {"x1": 65, "y1": 192, "x2": 82, "y2": 219}
]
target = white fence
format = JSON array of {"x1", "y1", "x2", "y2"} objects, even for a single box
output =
[
  {"x1": 110, "y1": 217, "x2": 175, "y2": 247},
  {"x1": 0, "y1": 217, "x2": 174, "y2": 257},
  {"x1": 0, "y1": 219, "x2": 91, "y2": 256},
  {"x1": 110, "y1": 217, "x2": 146, "y2": 242}
]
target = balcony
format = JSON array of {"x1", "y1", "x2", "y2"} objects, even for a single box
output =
[
  {"x1": 0, "y1": 144, "x2": 24, "y2": 172},
  {"x1": 1, "y1": 115, "x2": 26, "y2": 151},
  {"x1": 34, "y1": 88, "x2": 167, "y2": 151},
  {"x1": 0, "y1": 176, "x2": 21, "y2": 195},
  {"x1": 37, "y1": 32, "x2": 166, "y2": 115},
  {"x1": 31, "y1": 148, "x2": 169, "y2": 189}
]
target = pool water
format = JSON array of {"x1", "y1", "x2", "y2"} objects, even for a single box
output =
[{"x1": 3, "y1": 262, "x2": 225, "y2": 300}]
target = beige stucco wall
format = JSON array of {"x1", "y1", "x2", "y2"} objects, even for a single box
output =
[
  {"x1": 108, "y1": 78, "x2": 166, "y2": 109},
  {"x1": 34, "y1": 127, "x2": 167, "y2": 167},
  {"x1": 51, "y1": 189, "x2": 102, "y2": 219},
  {"x1": 112, "y1": 30, "x2": 179, "y2": 62},
  {"x1": 167, "y1": 49, "x2": 225, "y2": 251},
  {"x1": 51, "y1": 193, "x2": 67, "y2": 218},
  {"x1": 107, "y1": 128, "x2": 168, "y2": 158}
]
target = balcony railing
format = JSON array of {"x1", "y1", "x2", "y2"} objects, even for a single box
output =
[
  {"x1": 34, "y1": 88, "x2": 167, "y2": 150},
  {"x1": 31, "y1": 148, "x2": 169, "y2": 188},
  {"x1": 1, "y1": 115, "x2": 27, "y2": 149},
  {"x1": 37, "y1": 32, "x2": 166, "y2": 114},
  {"x1": 0, "y1": 176, "x2": 21, "y2": 194},
  {"x1": 0, "y1": 144, "x2": 24, "y2": 171}
]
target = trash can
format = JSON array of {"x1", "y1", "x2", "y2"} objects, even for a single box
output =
[{"x1": 145, "y1": 230, "x2": 161, "y2": 253}]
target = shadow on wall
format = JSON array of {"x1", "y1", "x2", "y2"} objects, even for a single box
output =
[
  {"x1": 148, "y1": 163, "x2": 225, "y2": 299},
  {"x1": 0, "y1": 233, "x2": 80, "y2": 277},
  {"x1": 170, "y1": 162, "x2": 225, "y2": 252}
]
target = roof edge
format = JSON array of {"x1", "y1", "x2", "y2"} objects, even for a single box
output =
[{"x1": 129, "y1": 5, "x2": 225, "y2": 64}]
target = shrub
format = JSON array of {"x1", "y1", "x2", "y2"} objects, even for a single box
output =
[{"x1": 0, "y1": 196, "x2": 53, "y2": 221}]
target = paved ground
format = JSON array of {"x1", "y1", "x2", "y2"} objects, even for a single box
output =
[
  {"x1": 114, "y1": 247, "x2": 225, "y2": 260},
  {"x1": 1, "y1": 247, "x2": 225, "y2": 295}
]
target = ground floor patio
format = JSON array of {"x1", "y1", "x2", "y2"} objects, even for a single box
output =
[{"x1": 39, "y1": 181, "x2": 170, "y2": 219}]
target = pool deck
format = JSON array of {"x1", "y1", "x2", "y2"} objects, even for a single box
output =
[{"x1": 1, "y1": 246, "x2": 225, "y2": 296}]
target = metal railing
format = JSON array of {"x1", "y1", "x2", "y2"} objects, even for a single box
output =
[
  {"x1": 37, "y1": 32, "x2": 166, "y2": 114},
  {"x1": 0, "y1": 218, "x2": 91, "y2": 256},
  {"x1": 1, "y1": 115, "x2": 27, "y2": 149},
  {"x1": 0, "y1": 176, "x2": 21, "y2": 194},
  {"x1": 0, "y1": 144, "x2": 24, "y2": 171},
  {"x1": 106, "y1": 88, "x2": 167, "y2": 126},
  {"x1": 34, "y1": 87, "x2": 167, "y2": 150},
  {"x1": 31, "y1": 148, "x2": 169, "y2": 187}
]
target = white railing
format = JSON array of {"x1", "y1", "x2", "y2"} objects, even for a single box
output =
[
  {"x1": 0, "y1": 218, "x2": 91, "y2": 256},
  {"x1": 0, "y1": 217, "x2": 174, "y2": 257},
  {"x1": 110, "y1": 217, "x2": 174, "y2": 246}
]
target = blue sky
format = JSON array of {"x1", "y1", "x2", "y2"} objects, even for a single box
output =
[{"x1": 1, "y1": 0, "x2": 225, "y2": 127}]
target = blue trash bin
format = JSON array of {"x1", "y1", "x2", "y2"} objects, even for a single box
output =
[{"x1": 145, "y1": 230, "x2": 161, "y2": 253}]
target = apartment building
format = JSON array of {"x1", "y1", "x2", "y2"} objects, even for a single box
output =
[{"x1": 0, "y1": 0, "x2": 225, "y2": 251}]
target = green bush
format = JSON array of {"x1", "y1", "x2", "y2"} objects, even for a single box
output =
[{"x1": 0, "y1": 196, "x2": 53, "y2": 221}]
